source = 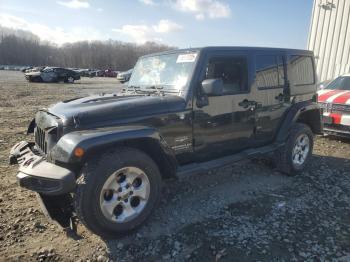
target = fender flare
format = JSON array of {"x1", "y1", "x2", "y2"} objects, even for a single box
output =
[
  {"x1": 49, "y1": 125, "x2": 176, "y2": 166},
  {"x1": 275, "y1": 101, "x2": 322, "y2": 143}
]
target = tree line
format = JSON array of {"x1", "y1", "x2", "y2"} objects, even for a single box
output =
[{"x1": 0, "y1": 27, "x2": 175, "y2": 71}]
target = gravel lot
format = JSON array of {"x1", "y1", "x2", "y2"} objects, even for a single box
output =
[{"x1": 0, "y1": 70, "x2": 350, "y2": 261}]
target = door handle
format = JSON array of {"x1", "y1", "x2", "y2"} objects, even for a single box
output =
[
  {"x1": 275, "y1": 93, "x2": 284, "y2": 101},
  {"x1": 239, "y1": 99, "x2": 257, "y2": 109},
  {"x1": 239, "y1": 99, "x2": 250, "y2": 108}
]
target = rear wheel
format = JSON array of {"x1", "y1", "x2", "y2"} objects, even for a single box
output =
[
  {"x1": 74, "y1": 147, "x2": 161, "y2": 238},
  {"x1": 67, "y1": 76, "x2": 74, "y2": 83},
  {"x1": 275, "y1": 123, "x2": 313, "y2": 175}
]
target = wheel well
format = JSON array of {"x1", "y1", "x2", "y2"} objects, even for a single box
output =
[
  {"x1": 122, "y1": 138, "x2": 177, "y2": 179},
  {"x1": 84, "y1": 138, "x2": 177, "y2": 180},
  {"x1": 296, "y1": 109, "x2": 322, "y2": 134}
]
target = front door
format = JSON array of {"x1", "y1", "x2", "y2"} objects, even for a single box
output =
[{"x1": 193, "y1": 51, "x2": 256, "y2": 161}]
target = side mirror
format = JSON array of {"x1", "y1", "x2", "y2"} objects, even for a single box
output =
[{"x1": 201, "y1": 78, "x2": 223, "y2": 96}]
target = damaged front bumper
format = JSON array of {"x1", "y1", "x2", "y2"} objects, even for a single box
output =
[
  {"x1": 10, "y1": 141, "x2": 77, "y2": 229},
  {"x1": 9, "y1": 141, "x2": 76, "y2": 195}
]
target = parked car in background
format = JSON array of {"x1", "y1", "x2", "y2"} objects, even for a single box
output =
[
  {"x1": 24, "y1": 67, "x2": 80, "y2": 83},
  {"x1": 318, "y1": 74, "x2": 350, "y2": 137},
  {"x1": 96, "y1": 70, "x2": 105, "y2": 77},
  {"x1": 317, "y1": 79, "x2": 332, "y2": 90},
  {"x1": 104, "y1": 69, "x2": 118, "y2": 77},
  {"x1": 86, "y1": 69, "x2": 104, "y2": 77},
  {"x1": 21, "y1": 66, "x2": 33, "y2": 73},
  {"x1": 117, "y1": 68, "x2": 133, "y2": 83},
  {"x1": 25, "y1": 66, "x2": 45, "y2": 73},
  {"x1": 77, "y1": 69, "x2": 94, "y2": 77}
]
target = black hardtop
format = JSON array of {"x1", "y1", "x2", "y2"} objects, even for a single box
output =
[{"x1": 142, "y1": 46, "x2": 313, "y2": 58}]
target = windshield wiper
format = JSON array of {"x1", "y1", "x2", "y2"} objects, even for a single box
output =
[
  {"x1": 123, "y1": 86, "x2": 159, "y2": 96},
  {"x1": 123, "y1": 85, "x2": 143, "y2": 94},
  {"x1": 143, "y1": 85, "x2": 164, "y2": 96},
  {"x1": 125, "y1": 85, "x2": 180, "y2": 96}
]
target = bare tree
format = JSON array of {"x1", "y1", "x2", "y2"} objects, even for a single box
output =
[{"x1": 0, "y1": 27, "x2": 175, "y2": 70}]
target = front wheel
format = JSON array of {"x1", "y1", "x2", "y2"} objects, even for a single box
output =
[
  {"x1": 275, "y1": 123, "x2": 314, "y2": 176},
  {"x1": 74, "y1": 147, "x2": 161, "y2": 238}
]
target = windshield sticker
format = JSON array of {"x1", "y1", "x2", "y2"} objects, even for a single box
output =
[{"x1": 176, "y1": 53, "x2": 197, "y2": 63}]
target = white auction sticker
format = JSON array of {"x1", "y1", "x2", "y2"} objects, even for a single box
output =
[{"x1": 176, "y1": 53, "x2": 197, "y2": 63}]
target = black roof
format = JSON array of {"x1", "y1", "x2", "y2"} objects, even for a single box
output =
[{"x1": 142, "y1": 46, "x2": 313, "y2": 58}]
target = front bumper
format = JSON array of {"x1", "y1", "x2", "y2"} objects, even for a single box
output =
[
  {"x1": 322, "y1": 112, "x2": 350, "y2": 137},
  {"x1": 9, "y1": 141, "x2": 76, "y2": 195}
]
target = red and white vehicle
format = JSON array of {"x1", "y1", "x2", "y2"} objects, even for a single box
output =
[{"x1": 318, "y1": 74, "x2": 350, "y2": 136}]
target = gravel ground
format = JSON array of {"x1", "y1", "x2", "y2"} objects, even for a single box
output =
[{"x1": 0, "y1": 70, "x2": 349, "y2": 261}]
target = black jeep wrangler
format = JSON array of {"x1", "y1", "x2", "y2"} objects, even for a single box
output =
[{"x1": 10, "y1": 47, "x2": 322, "y2": 238}]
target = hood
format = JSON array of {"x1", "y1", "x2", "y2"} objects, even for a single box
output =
[
  {"x1": 317, "y1": 89, "x2": 350, "y2": 104},
  {"x1": 25, "y1": 71, "x2": 41, "y2": 76},
  {"x1": 45, "y1": 93, "x2": 186, "y2": 127},
  {"x1": 118, "y1": 72, "x2": 131, "y2": 77}
]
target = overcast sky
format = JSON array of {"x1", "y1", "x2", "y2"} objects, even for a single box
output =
[{"x1": 0, "y1": 0, "x2": 313, "y2": 48}]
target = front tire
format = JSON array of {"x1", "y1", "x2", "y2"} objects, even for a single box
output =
[
  {"x1": 275, "y1": 123, "x2": 314, "y2": 176},
  {"x1": 74, "y1": 147, "x2": 161, "y2": 238}
]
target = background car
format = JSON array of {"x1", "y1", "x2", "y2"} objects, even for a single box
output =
[
  {"x1": 89, "y1": 69, "x2": 105, "y2": 77},
  {"x1": 104, "y1": 69, "x2": 118, "y2": 77},
  {"x1": 24, "y1": 67, "x2": 80, "y2": 83},
  {"x1": 21, "y1": 66, "x2": 33, "y2": 73},
  {"x1": 117, "y1": 68, "x2": 133, "y2": 83},
  {"x1": 317, "y1": 79, "x2": 332, "y2": 90},
  {"x1": 317, "y1": 74, "x2": 350, "y2": 137}
]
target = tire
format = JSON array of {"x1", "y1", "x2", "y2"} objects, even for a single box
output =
[
  {"x1": 275, "y1": 123, "x2": 314, "y2": 176},
  {"x1": 74, "y1": 147, "x2": 162, "y2": 238},
  {"x1": 67, "y1": 76, "x2": 74, "y2": 83}
]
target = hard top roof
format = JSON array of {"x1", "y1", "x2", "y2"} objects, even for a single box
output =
[{"x1": 142, "y1": 46, "x2": 313, "y2": 58}]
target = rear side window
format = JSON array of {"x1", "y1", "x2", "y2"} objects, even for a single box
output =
[
  {"x1": 289, "y1": 55, "x2": 315, "y2": 85},
  {"x1": 255, "y1": 55, "x2": 285, "y2": 89},
  {"x1": 205, "y1": 56, "x2": 248, "y2": 94}
]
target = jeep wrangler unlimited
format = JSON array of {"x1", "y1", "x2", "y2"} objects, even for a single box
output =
[{"x1": 10, "y1": 47, "x2": 322, "y2": 238}]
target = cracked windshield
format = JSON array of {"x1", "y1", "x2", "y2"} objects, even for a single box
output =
[{"x1": 128, "y1": 52, "x2": 197, "y2": 95}]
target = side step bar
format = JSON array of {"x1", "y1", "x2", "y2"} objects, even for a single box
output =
[{"x1": 176, "y1": 143, "x2": 284, "y2": 177}]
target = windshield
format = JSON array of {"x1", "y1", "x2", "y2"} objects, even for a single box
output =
[
  {"x1": 326, "y1": 76, "x2": 350, "y2": 90},
  {"x1": 128, "y1": 52, "x2": 198, "y2": 95},
  {"x1": 42, "y1": 67, "x2": 53, "y2": 73}
]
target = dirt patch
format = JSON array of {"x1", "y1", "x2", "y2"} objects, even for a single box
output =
[{"x1": 0, "y1": 71, "x2": 350, "y2": 261}]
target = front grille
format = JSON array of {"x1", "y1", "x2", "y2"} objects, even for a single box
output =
[
  {"x1": 332, "y1": 103, "x2": 350, "y2": 114},
  {"x1": 34, "y1": 111, "x2": 61, "y2": 154},
  {"x1": 319, "y1": 102, "x2": 350, "y2": 114},
  {"x1": 35, "y1": 127, "x2": 47, "y2": 153},
  {"x1": 318, "y1": 102, "x2": 332, "y2": 113}
]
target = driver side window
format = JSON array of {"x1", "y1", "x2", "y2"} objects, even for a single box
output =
[{"x1": 205, "y1": 56, "x2": 248, "y2": 94}]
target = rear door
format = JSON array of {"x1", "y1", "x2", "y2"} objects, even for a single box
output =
[{"x1": 253, "y1": 52, "x2": 290, "y2": 145}]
